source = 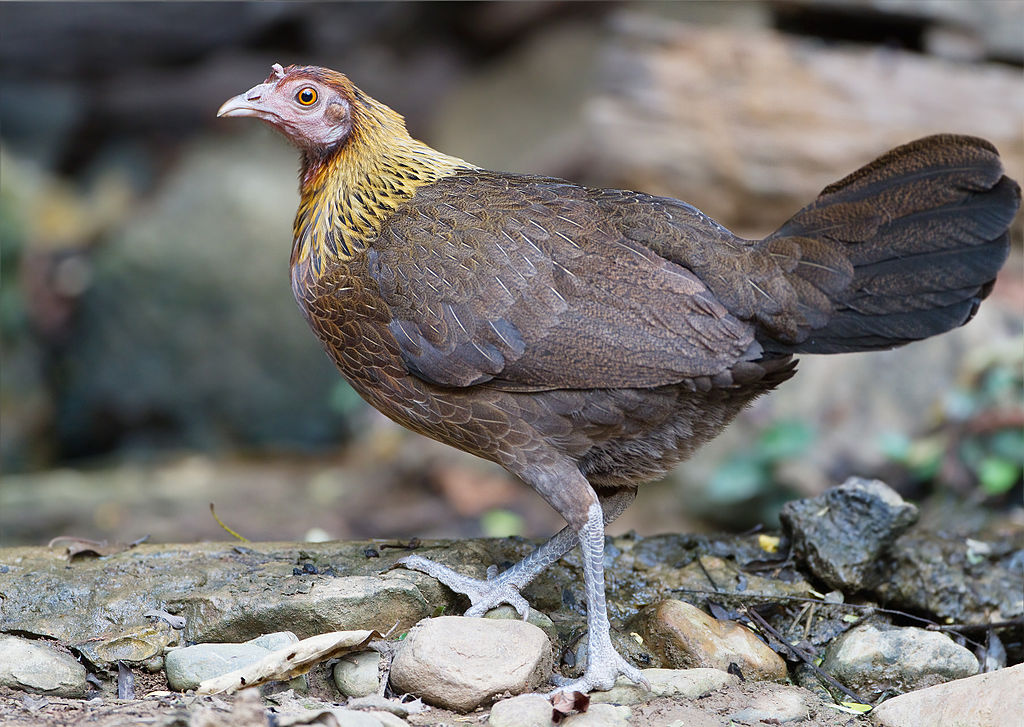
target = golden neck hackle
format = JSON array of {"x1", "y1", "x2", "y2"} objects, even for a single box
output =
[{"x1": 292, "y1": 92, "x2": 473, "y2": 271}]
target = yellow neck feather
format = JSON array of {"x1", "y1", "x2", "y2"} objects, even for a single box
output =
[{"x1": 292, "y1": 94, "x2": 474, "y2": 270}]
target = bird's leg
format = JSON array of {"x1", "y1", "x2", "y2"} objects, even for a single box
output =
[
  {"x1": 548, "y1": 498, "x2": 649, "y2": 694},
  {"x1": 397, "y1": 488, "x2": 635, "y2": 620}
]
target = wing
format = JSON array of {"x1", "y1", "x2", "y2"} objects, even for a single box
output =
[{"x1": 368, "y1": 171, "x2": 758, "y2": 390}]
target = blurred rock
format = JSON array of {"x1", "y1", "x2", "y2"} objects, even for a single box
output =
[
  {"x1": 389, "y1": 616, "x2": 552, "y2": 711},
  {"x1": 631, "y1": 600, "x2": 787, "y2": 680},
  {"x1": 780, "y1": 478, "x2": 918, "y2": 592},
  {"x1": 165, "y1": 641, "x2": 275, "y2": 692},
  {"x1": 870, "y1": 663, "x2": 1024, "y2": 727},
  {"x1": 586, "y1": 13, "x2": 1023, "y2": 236},
  {"x1": 821, "y1": 624, "x2": 978, "y2": 700},
  {"x1": 56, "y1": 130, "x2": 352, "y2": 456}
]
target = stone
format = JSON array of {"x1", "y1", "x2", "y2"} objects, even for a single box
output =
[
  {"x1": 870, "y1": 663, "x2": 1024, "y2": 727},
  {"x1": 561, "y1": 704, "x2": 632, "y2": 727},
  {"x1": 728, "y1": 685, "x2": 809, "y2": 724},
  {"x1": 821, "y1": 624, "x2": 979, "y2": 700},
  {"x1": 334, "y1": 650, "x2": 381, "y2": 698},
  {"x1": 780, "y1": 478, "x2": 918, "y2": 591},
  {"x1": 389, "y1": 616, "x2": 552, "y2": 711},
  {"x1": 165, "y1": 642, "x2": 271, "y2": 692},
  {"x1": 0, "y1": 634, "x2": 88, "y2": 697},
  {"x1": 632, "y1": 600, "x2": 787, "y2": 680},
  {"x1": 873, "y1": 533, "x2": 1024, "y2": 625},
  {"x1": 74, "y1": 622, "x2": 179, "y2": 670},
  {"x1": 485, "y1": 604, "x2": 558, "y2": 645},
  {"x1": 590, "y1": 667, "x2": 736, "y2": 705},
  {"x1": 488, "y1": 693, "x2": 555, "y2": 727},
  {"x1": 248, "y1": 631, "x2": 299, "y2": 652}
]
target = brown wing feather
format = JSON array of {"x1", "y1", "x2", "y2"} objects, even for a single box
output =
[{"x1": 369, "y1": 171, "x2": 758, "y2": 390}]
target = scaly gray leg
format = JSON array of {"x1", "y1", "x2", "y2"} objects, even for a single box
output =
[
  {"x1": 548, "y1": 500, "x2": 649, "y2": 693},
  {"x1": 397, "y1": 488, "x2": 636, "y2": 619}
]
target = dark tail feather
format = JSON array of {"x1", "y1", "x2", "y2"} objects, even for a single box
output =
[{"x1": 758, "y1": 135, "x2": 1019, "y2": 355}]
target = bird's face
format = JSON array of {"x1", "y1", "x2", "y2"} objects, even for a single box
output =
[{"x1": 218, "y1": 63, "x2": 353, "y2": 151}]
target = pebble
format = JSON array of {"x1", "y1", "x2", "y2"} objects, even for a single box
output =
[
  {"x1": 727, "y1": 685, "x2": 808, "y2": 724},
  {"x1": 561, "y1": 704, "x2": 631, "y2": 727},
  {"x1": 632, "y1": 600, "x2": 787, "y2": 680},
  {"x1": 779, "y1": 477, "x2": 918, "y2": 591},
  {"x1": 0, "y1": 634, "x2": 88, "y2": 697},
  {"x1": 275, "y1": 709, "x2": 407, "y2": 727},
  {"x1": 389, "y1": 616, "x2": 552, "y2": 711},
  {"x1": 488, "y1": 693, "x2": 555, "y2": 727},
  {"x1": 590, "y1": 667, "x2": 736, "y2": 705},
  {"x1": 870, "y1": 663, "x2": 1024, "y2": 727},
  {"x1": 164, "y1": 631, "x2": 299, "y2": 691},
  {"x1": 821, "y1": 623, "x2": 979, "y2": 699},
  {"x1": 334, "y1": 650, "x2": 382, "y2": 697}
]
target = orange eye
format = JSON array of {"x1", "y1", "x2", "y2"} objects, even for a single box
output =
[{"x1": 296, "y1": 87, "x2": 317, "y2": 106}]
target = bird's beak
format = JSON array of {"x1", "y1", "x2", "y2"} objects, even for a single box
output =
[{"x1": 217, "y1": 82, "x2": 276, "y2": 119}]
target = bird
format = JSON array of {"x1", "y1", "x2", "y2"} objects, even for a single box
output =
[{"x1": 218, "y1": 63, "x2": 1019, "y2": 694}]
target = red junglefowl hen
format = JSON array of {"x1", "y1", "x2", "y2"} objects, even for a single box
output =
[{"x1": 219, "y1": 63, "x2": 1019, "y2": 693}]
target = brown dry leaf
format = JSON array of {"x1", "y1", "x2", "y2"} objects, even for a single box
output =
[
  {"x1": 197, "y1": 630, "x2": 379, "y2": 695},
  {"x1": 551, "y1": 690, "x2": 589, "y2": 722},
  {"x1": 48, "y1": 536, "x2": 142, "y2": 560}
]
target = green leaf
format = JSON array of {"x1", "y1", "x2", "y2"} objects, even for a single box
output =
[
  {"x1": 709, "y1": 456, "x2": 767, "y2": 503},
  {"x1": 755, "y1": 420, "x2": 815, "y2": 461},
  {"x1": 978, "y1": 457, "x2": 1021, "y2": 496},
  {"x1": 480, "y1": 509, "x2": 525, "y2": 538}
]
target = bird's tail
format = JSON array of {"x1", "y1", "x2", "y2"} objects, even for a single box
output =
[{"x1": 754, "y1": 134, "x2": 1018, "y2": 355}]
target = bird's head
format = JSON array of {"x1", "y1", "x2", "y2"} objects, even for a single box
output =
[{"x1": 217, "y1": 63, "x2": 364, "y2": 154}]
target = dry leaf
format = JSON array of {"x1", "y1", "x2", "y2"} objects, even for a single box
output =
[{"x1": 197, "y1": 629, "x2": 379, "y2": 694}]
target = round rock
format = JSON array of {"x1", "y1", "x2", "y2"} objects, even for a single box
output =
[
  {"x1": 390, "y1": 616, "x2": 552, "y2": 711},
  {"x1": 0, "y1": 634, "x2": 88, "y2": 697},
  {"x1": 822, "y1": 623, "x2": 979, "y2": 699},
  {"x1": 488, "y1": 693, "x2": 555, "y2": 727},
  {"x1": 633, "y1": 600, "x2": 787, "y2": 680},
  {"x1": 334, "y1": 650, "x2": 382, "y2": 697}
]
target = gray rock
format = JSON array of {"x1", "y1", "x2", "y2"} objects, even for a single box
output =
[
  {"x1": 821, "y1": 624, "x2": 978, "y2": 700},
  {"x1": 871, "y1": 663, "x2": 1024, "y2": 727},
  {"x1": 276, "y1": 708, "x2": 406, "y2": 727},
  {"x1": 873, "y1": 533, "x2": 1024, "y2": 625},
  {"x1": 728, "y1": 686, "x2": 808, "y2": 724},
  {"x1": 390, "y1": 616, "x2": 552, "y2": 711},
  {"x1": 631, "y1": 599, "x2": 787, "y2": 680},
  {"x1": 193, "y1": 573, "x2": 437, "y2": 643},
  {"x1": 164, "y1": 642, "x2": 270, "y2": 692},
  {"x1": 334, "y1": 650, "x2": 381, "y2": 698},
  {"x1": 780, "y1": 478, "x2": 918, "y2": 592},
  {"x1": 488, "y1": 693, "x2": 554, "y2": 727},
  {"x1": 590, "y1": 667, "x2": 736, "y2": 705},
  {"x1": 485, "y1": 604, "x2": 558, "y2": 645},
  {"x1": 0, "y1": 634, "x2": 88, "y2": 697},
  {"x1": 248, "y1": 631, "x2": 299, "y2": 652},
  {"x1": 561, "y1": 704, "x2": 631, "y2": 727}
]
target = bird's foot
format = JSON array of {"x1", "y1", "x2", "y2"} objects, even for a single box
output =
[
  {"x1": 549, "y1": 645, "x2": 649, "y2": 695},
  {"x1": 396, "y1": 554, "x2": 531, "y2": 619}
]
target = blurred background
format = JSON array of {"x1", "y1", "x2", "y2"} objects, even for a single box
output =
[{"x1": 1, "y1": 1, "x2": 1022, "y2": 548}]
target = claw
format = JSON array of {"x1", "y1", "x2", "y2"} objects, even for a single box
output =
[{"x1": 396, "y1": 554, "x2": 532, "y2": 620}]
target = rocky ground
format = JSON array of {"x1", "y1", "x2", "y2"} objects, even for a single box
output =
[
  {"x1": 2, "y1": 3, "x2": 1022, "y2": 726},
  {"x1": 1, "y1": 479, "x2": 1021, "y2": 727}
]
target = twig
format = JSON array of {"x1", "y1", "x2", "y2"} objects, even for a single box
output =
[{"x1": 744, "y1": 606, "x2": 868, "y2": 706}]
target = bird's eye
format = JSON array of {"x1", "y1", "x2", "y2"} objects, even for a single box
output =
[{"x1": 296, "y1": 87, "x2": 318, "y2": 106}]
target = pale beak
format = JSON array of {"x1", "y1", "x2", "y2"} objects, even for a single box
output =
[{"x1": 217, "y1": 82, "x2": 276, "y2": 119}]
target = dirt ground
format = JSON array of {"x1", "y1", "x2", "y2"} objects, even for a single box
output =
[{"x1": 0, "y1": 680, "x2": 869, "y2": 727}]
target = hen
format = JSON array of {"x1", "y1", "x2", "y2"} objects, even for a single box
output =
[{"x1": 219, "y1": 63, "x2": 1018, "y2": 693}]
